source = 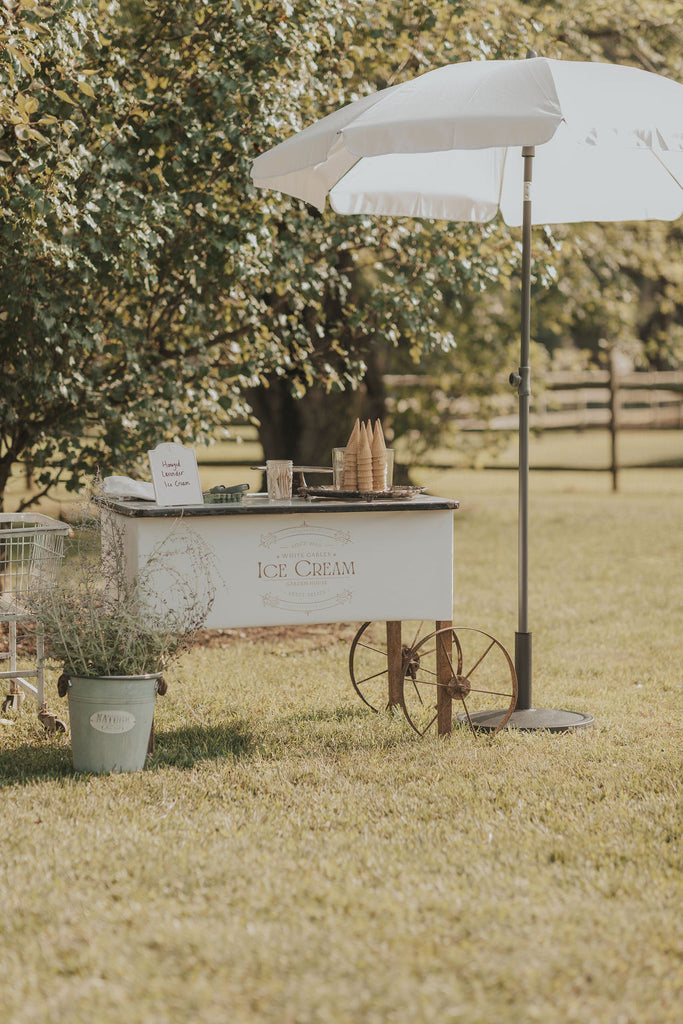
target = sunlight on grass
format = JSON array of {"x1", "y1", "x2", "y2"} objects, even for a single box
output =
[{"x1": 1, "y1": 464, "x2": 682, "y2": 1024}]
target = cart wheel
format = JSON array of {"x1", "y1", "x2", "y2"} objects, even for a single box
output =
[
  {"x1": 349, "y1": 621, "x2": 428, "y2": 713},
  {"x1": 2, "y1": 691, "x2": 25, "y2": 713},
  {"x1": 401, "y1": 626, "x2": 517, "y2": 737},
  {"x1": 37, "y1": 706, "x2": 67, "y2": 734}
]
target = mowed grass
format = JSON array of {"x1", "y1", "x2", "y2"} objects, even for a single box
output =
[{"x1": 1, "y1": 463, "x2": 682, "y2": 1024}]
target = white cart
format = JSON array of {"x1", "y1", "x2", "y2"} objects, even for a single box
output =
[
  {"x1": 101, "y1": 494, "x2": 517, "y2": 736},
  {"x1": 0, "y1": 513, "x2": 70, "y2": 730}
]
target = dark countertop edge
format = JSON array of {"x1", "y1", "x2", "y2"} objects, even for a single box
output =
[{"x1": 97, "y1": 496, "x2": 460, "y2": 518}]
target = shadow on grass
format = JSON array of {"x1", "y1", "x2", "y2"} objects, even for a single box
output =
[
  {"x1": 267, "y1": 702, "x2": 421, "y2": 752},
  {"x1": 0, "y1": 716, "x2": 256, "y2": 785},
  {"x1": 0, "y1": 739, "x2": 73, "y2": 785},
  {"x1": 632, "y1": 457, "x2": 683, "y2": 469},
  {"x1": 149, "y1": 717, "x2": 256, "y2": 769},
  {"x1": 281, "y1": 705, "x2": 378, "y2": 724}
]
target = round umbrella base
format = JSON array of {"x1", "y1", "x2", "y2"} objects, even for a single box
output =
[{"x1": 456, "y1": 707, "x2": 595, "y2": 733}]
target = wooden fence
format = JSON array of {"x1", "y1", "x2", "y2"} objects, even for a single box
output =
[
  {"x1": 383, "y1": 368, "x2": 683, "y2": 433},
  {"x1": 521, "y1": 368, "x2": 682, "y2": 431},
  {"x1": 193, "y1": 369, "x2": 681, "y2": 492},
  {"x1": 384, "y1": 367, "x2": 682, "y2": 490}
]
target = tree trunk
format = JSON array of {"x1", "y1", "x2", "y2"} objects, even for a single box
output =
[
  {"x1": 248, "y1": 380, "x2": 367, "y2": 466},
  {"x1": 248, "y1": 348, "x2": 412, "y2": 485},
  {"x1": 249, "y1": 350, "x2": 400, "y2": 476}
]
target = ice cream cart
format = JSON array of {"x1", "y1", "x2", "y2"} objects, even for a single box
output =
[{"x1": 101, "y1": 492, "x2": 517, "y2": 736}]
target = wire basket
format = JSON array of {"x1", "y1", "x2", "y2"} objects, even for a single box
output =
[{"x1": 0, "y1": 513, "x2": 70, "y2": 618}]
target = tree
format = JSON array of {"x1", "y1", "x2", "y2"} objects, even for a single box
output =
[
  {"x1": 1, "y1": 0, "x2": 260, "y2": 508},
  {"x1": 244, "y1": 0, "x2": 683, "y2": 465},
  {"x1": 2, "y1": 0, "x2": 680, "y2": 510},
  {"x1": 3, "y1": 1, "x2": 365, "y2": 508},
  {"x1": 243, "y1": 0, "x2": 547, "y2": 466},
  {"x1": 350, "y1": 0, "x2": 683, "y2": 455},
  {"x1": 1, "y1": 0, "x2": 533, "y2": 505}
]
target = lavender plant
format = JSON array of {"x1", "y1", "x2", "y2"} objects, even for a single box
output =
[{"x1": 29, "y1": 500, "x2": 215, "y2": 680}]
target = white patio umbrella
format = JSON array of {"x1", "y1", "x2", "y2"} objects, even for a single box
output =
[{"x1": 251, "y1": 54, "x2": 683, "y2": 730}]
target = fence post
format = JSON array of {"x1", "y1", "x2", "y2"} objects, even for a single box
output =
[{"x1": 608, "y1": 350, "x2": 620, "y2": 492}]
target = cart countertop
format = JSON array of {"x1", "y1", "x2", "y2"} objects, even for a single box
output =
[{"x1": 100, "y1": 494, "x2": 460, "y2": 518}]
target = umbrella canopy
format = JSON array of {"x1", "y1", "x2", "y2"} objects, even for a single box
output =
[
  {"x1": 251, "y1": 55, "x2": 683, "y2": 730},
  {"x1": 252, "y1": 57, "x2": 683, "y2": 224}
]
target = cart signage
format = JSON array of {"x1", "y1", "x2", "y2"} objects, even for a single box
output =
[
  {"x1": 257, "y1": 559, "x2": 355, "y2": 580},
  {"x1": 106, "y1": 503, "x2": 455, "y2": 628},
  {"x1": 254, "y1": 520, "x2": 357, "y2": 615}
]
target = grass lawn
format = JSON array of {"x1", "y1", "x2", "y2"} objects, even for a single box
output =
[{"x1": 1, "y1": 462, "x2": 682, "y2": 1024}]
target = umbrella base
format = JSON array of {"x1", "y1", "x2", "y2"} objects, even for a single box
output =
[{"x1": 456, "y1": 707, "x2": 595, "y2": 733}]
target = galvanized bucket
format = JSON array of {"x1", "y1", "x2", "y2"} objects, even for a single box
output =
[{"x1": 66, "y1": 674, "x2": 160, "y2": 773}]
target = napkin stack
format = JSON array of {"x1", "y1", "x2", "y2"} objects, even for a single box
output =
[
  {"x1": 341, "y1": 419, "x2": 389, "y2": 491},
  {"x1": 102, "y1": 475, "x2": 155, "y2": 501}
]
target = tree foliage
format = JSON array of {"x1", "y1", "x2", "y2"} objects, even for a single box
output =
[
  {"x1": 0, "y1": 0, "x2": 271, "y2": 507},
  {"x1": 512, "y1": 0, "x2": 683, "y2": 371},
  {"x1": 0, "y1": 0, "x2": 681, "y2": 508},
  {"x1": 0, "y1": 0, "x2": 531, "y2": 501}
]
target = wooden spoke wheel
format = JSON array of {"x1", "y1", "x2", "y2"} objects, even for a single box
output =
[
  {"x1": 400, "y1": 626, "x2": 517, "y2": 737},
  {"x1": 349, "y1": 620, "x2": 428, "y2": 713}
]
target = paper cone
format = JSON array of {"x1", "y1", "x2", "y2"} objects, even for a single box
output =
[
  {"x1": 342, "y1": 418, "x2": 360, "y2": 489},
  {"x1": 371, "y1": 420, "x2": 387, "y2": 489},
  {"x1": 357, "y1": 423, "x2": 373, "y2": 491},
  {"x1": 345, "y1": 418, "x2": 360, "y2": 453}
]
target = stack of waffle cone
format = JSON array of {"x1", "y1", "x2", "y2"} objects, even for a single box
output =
[
  {"x1": 371, "y1": 420, "x2": 388, "y2": 490},
  {"x1": 341, "y1": 418, "x2": 390, "y2": 492},
  {"x1": 357, "y1": 423, "x2": 373, "y2": 491}
]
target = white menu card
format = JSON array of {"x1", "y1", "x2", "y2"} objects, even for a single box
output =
[{"x1": 147, "y1": 443, "x2": 203, "y2": 506}]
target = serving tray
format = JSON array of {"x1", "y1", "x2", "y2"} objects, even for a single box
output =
[{"x1": 300, "y1": 485, "x2": 427, "y2": 502}]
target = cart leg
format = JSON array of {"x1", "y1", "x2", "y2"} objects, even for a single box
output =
[
  {"x1": 4, "y1": 620, "x2": 25, "y2": 712},
  {"x1": 10, "y1": 620, "x2": 17, "y2": 674},
  {"x1": 436, "y1": 619, "x2": 453, "y2": 737},
  {"x1": 36, "y1": 626, "x2": 45, "y2": 708},
  {"x1": 386, "y1": 621, "x2": 403, "y2": 709}
]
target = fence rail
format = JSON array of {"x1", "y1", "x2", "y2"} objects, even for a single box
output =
[
  {"x1": 383, "y1": 369, "x2": 683, "y2": 431},
  {"x1": 194, "y1": 370, "x2": 680, "y2": 494},
  {"x1": 383, "y1": 367, "x2": 682, "y2": 490}
]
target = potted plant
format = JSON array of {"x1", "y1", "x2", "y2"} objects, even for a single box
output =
[{"x1": 29, "y1": 498, "x2": 215, "y2": 773}]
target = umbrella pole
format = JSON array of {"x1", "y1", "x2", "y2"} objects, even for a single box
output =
[
  {"x1": 463, "y1": 147, "x2": 594, "y2": 732},
  {"x1": 515, "y1": 146, "x2": 535, "y2": 710}
]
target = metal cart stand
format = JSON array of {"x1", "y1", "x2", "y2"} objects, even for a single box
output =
[
  {"x1": 1, "y1": 513, "x2": 70, "y2": 730},
  {"x1": 101, "y1": 494, "x2": 517, "y2": 736}
]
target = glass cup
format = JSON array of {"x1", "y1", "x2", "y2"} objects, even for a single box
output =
[
  {"x1": 383, "y1": 448, "x2": 395, "y2": 491},
  {"x1": 266, "y1": 460, "x2": 293, "y2": 501},
  {"x1": 332, "y1": 448, "x2": 346, "y2": 489},
  {"x1": 332, "y1": 448, "x2": 395, "y2": 491},
  {"x1": 372, "y1": 448, "x2": 395, "y2": 491}
]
